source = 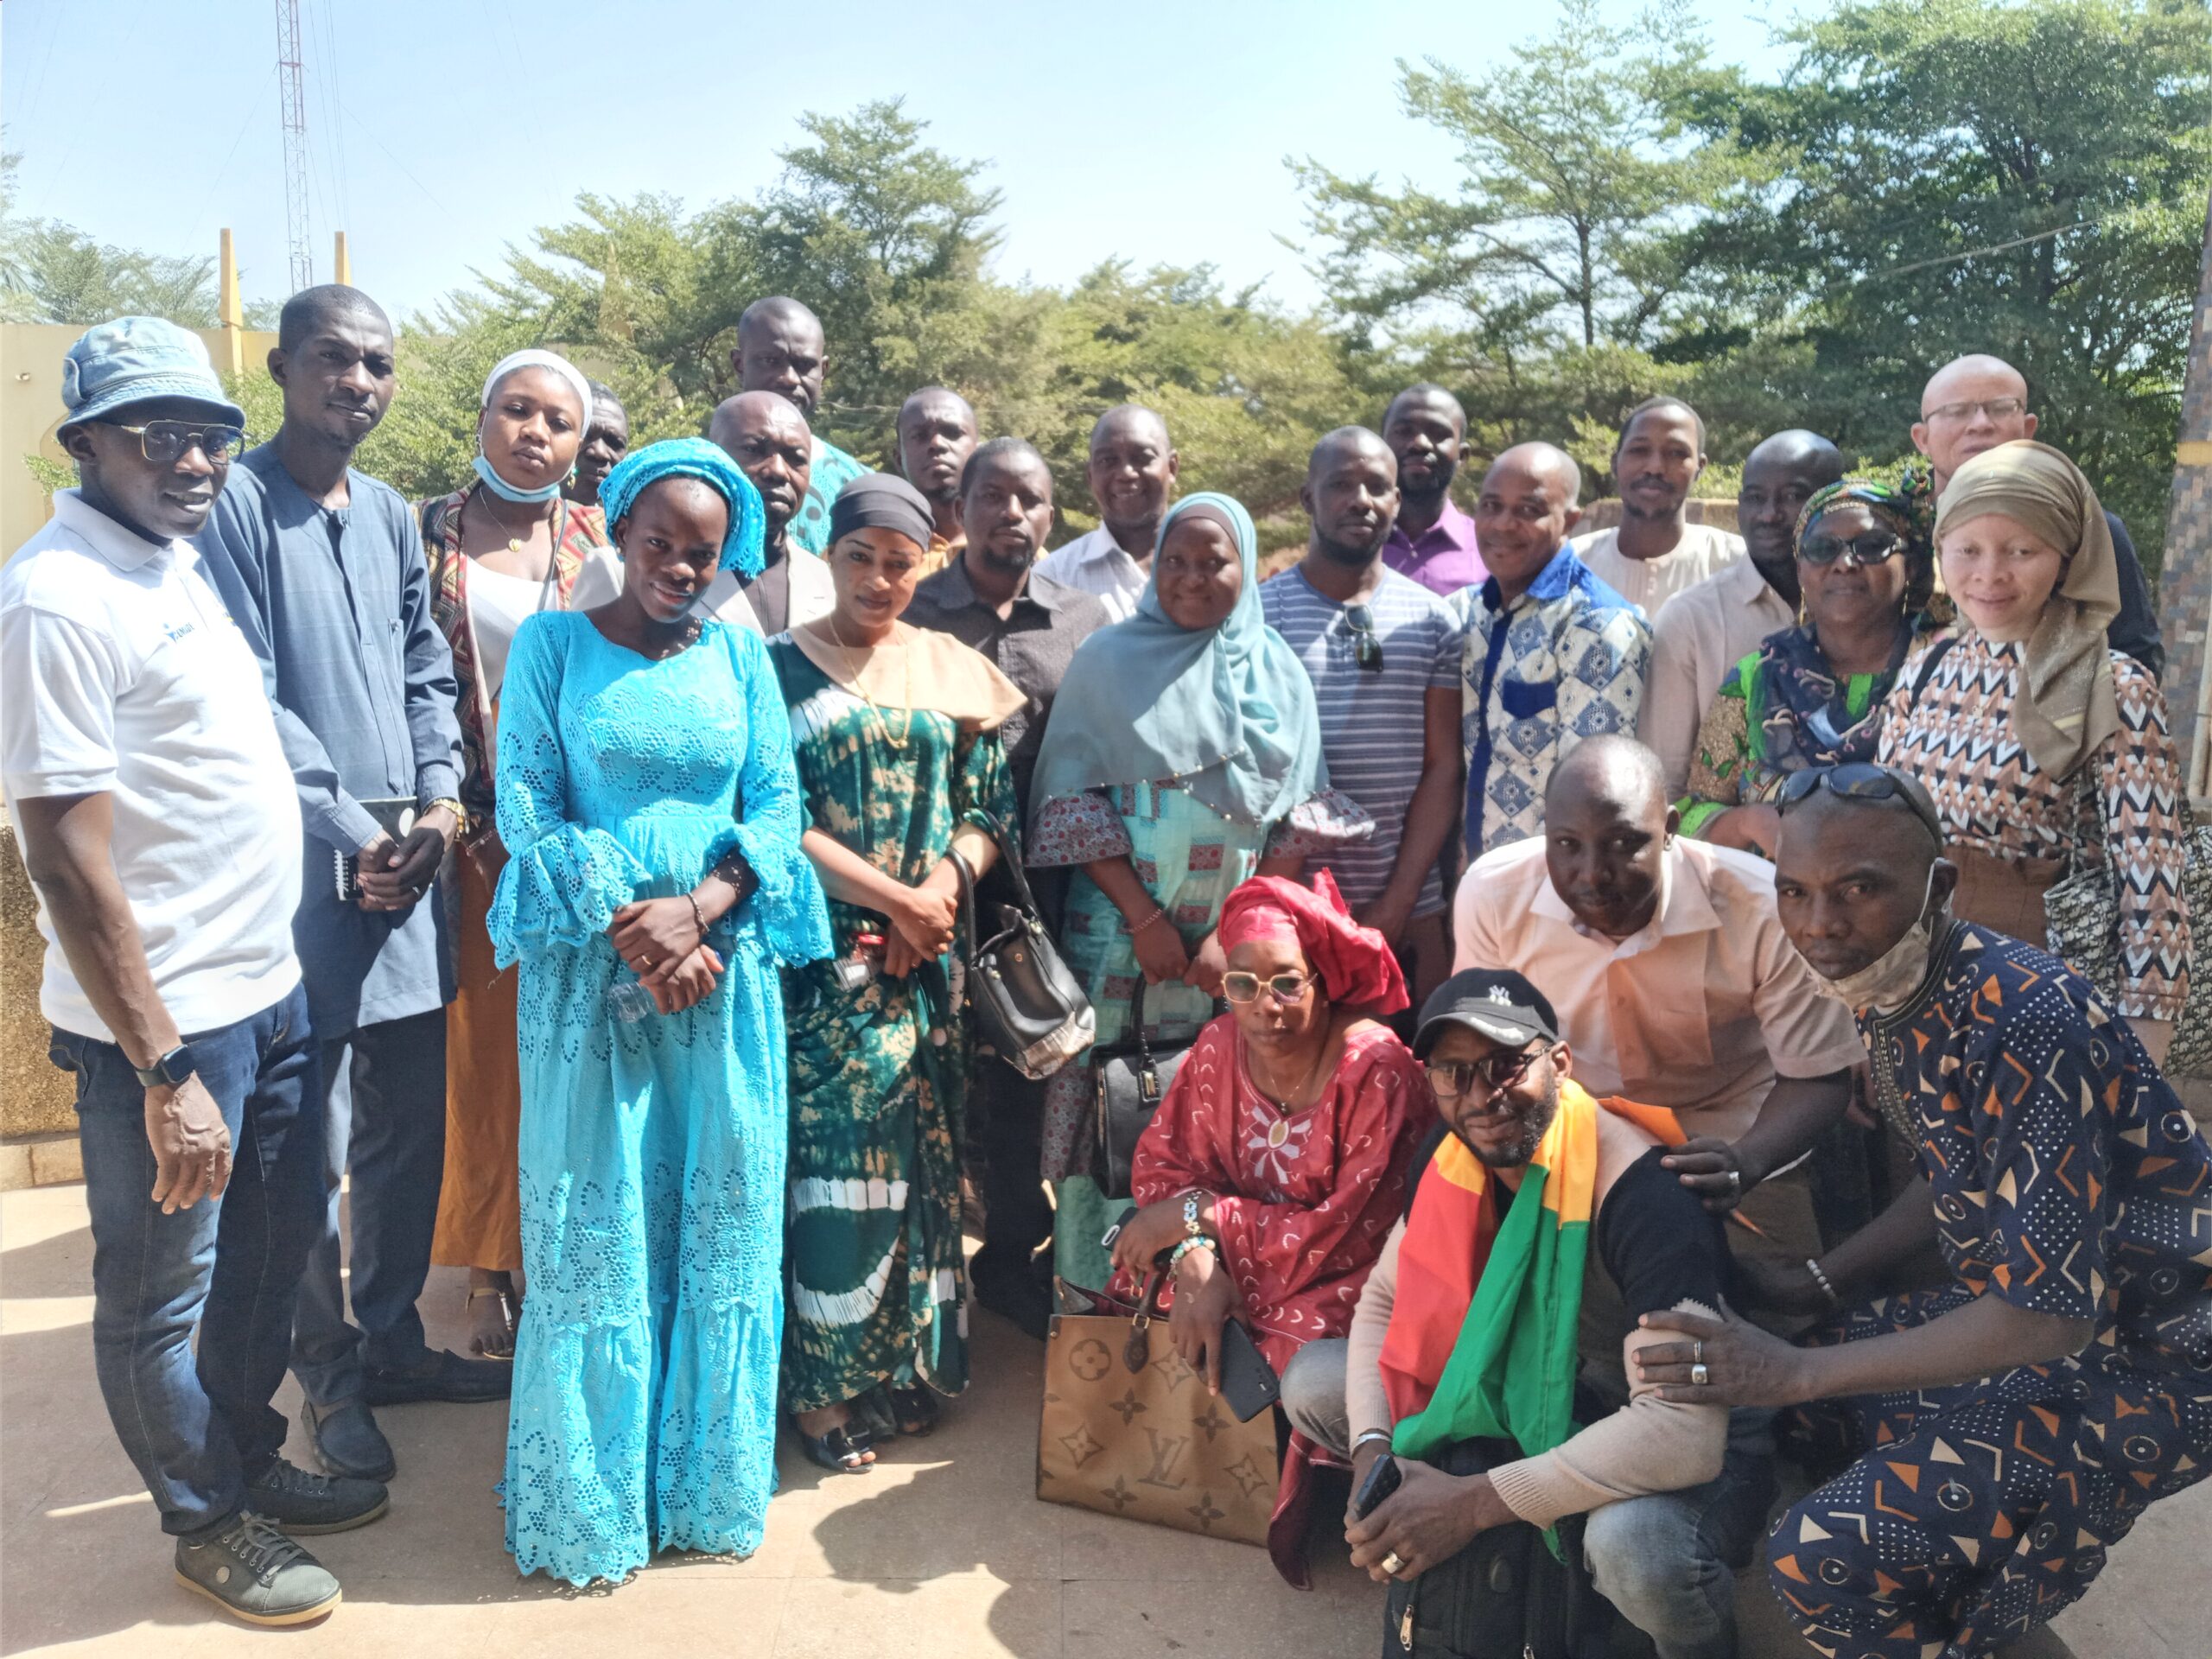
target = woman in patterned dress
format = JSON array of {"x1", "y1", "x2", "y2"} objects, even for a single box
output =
[
  {"x1": 768, "y1": 474, "x2": 1026, "y2": 1472},
  {"x1": 1027, "y1": 493, "x2": 1371, "y2": 1294},
  {"x1": 422, "y1": 348, "x2": 613, "y2": 1361},
  {"x1": 1878, "y1": 440, "x2": 2189, "y2": 1065}
]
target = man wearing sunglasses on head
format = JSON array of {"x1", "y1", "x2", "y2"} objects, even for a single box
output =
[
  {"x1": 1262, "y1": 428, "x2": 1465, "y2": 1023},
  {"x1": 1280, "y1": 968, "x2": 1772, "y2": 1659},
  {"x1": 1909, "y1": 353, "x2": 2160, "y2": 676},
  {"x1": 3, "y1": 317, "x2": 374, "y2": 1623}
]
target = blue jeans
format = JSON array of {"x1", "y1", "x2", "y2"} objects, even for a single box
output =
[
  {"x1": 54, "y1": 986, "x2": 323, "y2": 1539},
  {"x1": 290, "y1": 1009, "x2": 447, "y2": 1406}
]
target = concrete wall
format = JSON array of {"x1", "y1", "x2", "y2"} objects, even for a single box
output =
[{"x1": 1, "y1": 817, "x2": 76, "y2": 1139}]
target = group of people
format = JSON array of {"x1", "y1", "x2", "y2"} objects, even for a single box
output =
[{"x1": 3, "y1": 284, "x2": 2206, "y2": 1659}]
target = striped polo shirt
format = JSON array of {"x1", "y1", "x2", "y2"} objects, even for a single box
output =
[{"x1": 1260, "y1": 563, "x2": 1465, "y2": 916}]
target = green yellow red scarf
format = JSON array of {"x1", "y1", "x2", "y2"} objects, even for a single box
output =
[{"x1": 1380, "y1": 1081, "x2": 1686, "y2": 1469}]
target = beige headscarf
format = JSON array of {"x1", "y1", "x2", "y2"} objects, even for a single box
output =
[
  {"x1": 1935, "y1": 440, "x2": 2120, "y2": 779},
  {"x1": 790, "y1": 617, "x2": 1024, "y2": 733}
]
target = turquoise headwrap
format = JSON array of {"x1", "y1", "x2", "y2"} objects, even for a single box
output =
[
  {"x1": 1028, "y1": 492, "x2": 1330, "y2": 826},
  {"x1": 598, "y1": 436, "x2": 766, "y2": 578}
]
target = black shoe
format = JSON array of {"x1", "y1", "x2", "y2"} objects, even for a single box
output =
[
  {"x1": 362, "y1": 1347, "x2": 512, "y2": 1407},
  {"x1": 245, "y1": 1457, "x2": 388, "y2": 1535},
  {"x1": 174, "y1": 1514, "x2": 341, "y2": 1627},
  {"x1": 301, "y1": 1397, "x2": 396, "y2": 1482},
  {"x1": 972, "y1": 1259, "x2": 1052, "y2": 1341}
]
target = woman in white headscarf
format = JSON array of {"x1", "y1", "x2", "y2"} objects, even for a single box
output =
[{"x1": 420, "y1": 348, "x2": 609, "y2": 1360}]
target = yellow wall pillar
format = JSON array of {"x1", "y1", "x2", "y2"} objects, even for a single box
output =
[
  {"x1": 218, "y1": 227, "x2": 245, "y2": 377},
  {"x1": 334, "y1": 230, "x2": 351, "y2": 286}
]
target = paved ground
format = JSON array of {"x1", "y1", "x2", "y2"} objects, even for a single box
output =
[{"x1": 3, "y1": 1179, "x2": 2204, "y2": 1656}]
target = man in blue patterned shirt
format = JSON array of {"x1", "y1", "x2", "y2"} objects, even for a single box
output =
[{"x1": 1454, "y1": 443, "x2": 1649, "y2": 855}]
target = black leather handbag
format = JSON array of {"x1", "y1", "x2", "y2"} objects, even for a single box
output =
[
  {"x1": 948, "y1": 819, "x2": 1095, "y2": 1081},
  {"x1": 1090, "y1": 979, "x2": 1205, "y2": 1201}
]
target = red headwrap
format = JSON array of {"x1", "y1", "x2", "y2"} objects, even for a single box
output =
[{"x1": 1217, "y1": 870, "x2": 1408, "y2": 1014}]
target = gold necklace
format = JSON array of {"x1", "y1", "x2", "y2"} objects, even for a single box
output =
[
  {"x1": 828, "y1": 616, "x2": 913, "y2": 750},
  {"x1": 1249, "y1": 1022, "x2": 1333, "y2": 1112}
]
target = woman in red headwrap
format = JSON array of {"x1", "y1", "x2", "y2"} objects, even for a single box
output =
[{"x1": 1106, "y1": 873, "x2": 1431, "y2": 1387}]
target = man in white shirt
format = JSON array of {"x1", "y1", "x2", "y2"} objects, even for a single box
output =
[
  {"x1": 1639, "y1": 431, "x2": 1844, "y2": 796},
  {"x1": 2, "y1": 317, "x2": 383, "y2": 1625},
  {"x1": 1033, "y1": 404, "x2": 1179, "y2": 620},
  {"x1": 1570, "y1": 398, "x2": 1745, "y2": 622}
]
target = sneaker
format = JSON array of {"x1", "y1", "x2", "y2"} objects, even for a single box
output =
[
  {"x1": 362, "y1": 1347, "x2": 512, "y2": 1406},
  {"x1": 245, "y1": 1457, "x2": 389, "y2": 1535},
  {"x1": 174, "y1": 1514, "x2": 341, "y2": 1627}
]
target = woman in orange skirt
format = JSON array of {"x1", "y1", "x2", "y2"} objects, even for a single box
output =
[{"x1": 421, "y1": 348, "x2": 614, "y2": 1357}]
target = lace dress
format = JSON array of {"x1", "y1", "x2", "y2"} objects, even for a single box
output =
[{"x1": 487, "y1": 612, "x2": 830, "y2": 1584}]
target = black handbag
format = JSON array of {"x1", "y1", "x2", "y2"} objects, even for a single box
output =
[
  {"x1": 1382, "y1": 1440, "x2": 1641, "y2": 1659},
  {"x1": 948, "y1": 818, "x2": 1095, "y2": 1081},
  {"x1": 1090, "y1": 978, "x2": 1205, "y2": 1201}
]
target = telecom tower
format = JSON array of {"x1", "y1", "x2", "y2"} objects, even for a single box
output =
[{"x1": 276, "y1": 0, "x2": 312, "y2": 292}]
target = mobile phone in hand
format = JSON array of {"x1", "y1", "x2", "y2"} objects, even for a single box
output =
[
  {"x1": 1215, "y1": 1319, "x2": 1281, "y2": 1423},
  {"x1": 1351, "y1": 1452, "x2": 1402, "y2": 1521},
  {"x1": 1100, "y1": 1205, "x2": 1139, "y2": 1249}
]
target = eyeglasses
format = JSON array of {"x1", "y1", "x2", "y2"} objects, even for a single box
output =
[
  {"x1": 1923, "y1": 397, "x2": 2025, "y2": 426},
  {"x1": 1777, "y1": 762, "x2": 1944, "y2": 844},
  {"x1": 1223, "y1": 969, "x2": 1314, "y2": 1006},
  {"x1": 101, "y1": 420, "x2": 248, "y2": 465},
  {"x1": 1799, "y1": 530, "x2": 1903, "y2": 569},
  {"x1": 1426, "y1": 1046, "x2": 1542, "y2": 1100},
  {"x1": 1344, "y1": 604, "x2": 1384, "y2": 672}
]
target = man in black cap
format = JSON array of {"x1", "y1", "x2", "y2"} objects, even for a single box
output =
[{"x1": 1284, "y1": 968, "x2": 1775, "y2": 1659}]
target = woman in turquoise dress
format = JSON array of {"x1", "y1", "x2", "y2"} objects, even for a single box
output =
[
  {"x1": 768, "y1": 474, "x2": 1027, "y2": 1472},
  {"x1": 489, "y1": 440, "x2": 830, "y2": 1584},
  {"x1": 1027, "y1": 492, "x2": 1370, "y2": 1292}
]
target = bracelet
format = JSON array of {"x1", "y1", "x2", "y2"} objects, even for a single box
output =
[
  {"x1": 1804, "y1": 1256, "x2": 1841, "y2": 1310},
  {"x1": 1181, "y1": 1190, "x2": 1207, "y2": 1241},
  {"x1": 686, "y1": 891, "x2": 708, "y2": 944},
  {"x1": 1167, "y1": 1236, "x2": 1214, "y2": 1274},
  {"x1": 1128, "y1": 905, "x2": 1168, "y2": 936},
  {"x1": 426, "y1": 797, "x2": 469, "y2": 837},
  {"x1": 1351, "y1": 1428, "x2": 1395, "y2": 1454}
]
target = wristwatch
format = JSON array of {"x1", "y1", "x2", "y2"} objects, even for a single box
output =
[{"x1": 134, "y1": 1044, "x2": 198, "y2": 1090}]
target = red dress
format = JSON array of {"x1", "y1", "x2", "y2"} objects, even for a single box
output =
[{"x1": 1119, "y1": 1014, "x2": 1429, "y2": 1370}]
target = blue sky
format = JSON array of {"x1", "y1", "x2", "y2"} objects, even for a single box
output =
[{"x1": 3, "y1": 0, "x2": 1796, "y2": 322}]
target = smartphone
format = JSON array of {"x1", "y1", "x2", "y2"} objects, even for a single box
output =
[
  {"x1": 1351, "y1": 1452, "x2": 1402, "y2": 1521},
  {"x1": 1216, "y1": 1319, "x2": 1281, "y2": 1423},
  {"x1": 1099, "y1": 1205, "x2": 1139, "y2": 1250}
]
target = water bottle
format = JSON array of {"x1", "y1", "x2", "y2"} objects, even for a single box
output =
[{"x1": 606, "y1": 971, "x2": 659, "y2": 1022}]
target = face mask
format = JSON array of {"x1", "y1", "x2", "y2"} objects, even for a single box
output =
[
  {"x1": 1813, "y1": 865, "x2": 1942, "y2": 1013},
  {"x1": 473, "y1": 451, "x2": 564, "y2": 505}
]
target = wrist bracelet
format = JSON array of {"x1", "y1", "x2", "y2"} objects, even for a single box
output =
[
  {"x1": 1167, "y1": 1236, "x2": 1214, "y2": 1274},
  {"x1": 1182, "y1": 1190, "x2": 1207, "y2": 1240},
  {"x1": 1129, "y1": 905, "x2": 1168, "y2": 936},
  {"x1": 427, "y1": 797, "x2": 468, "y2": 836},
  {"x1": 1352, "y1": 1428, "x2": 1395, "y2": 1454},
  {"x1": 686, "y1": 891, "x2": 708, "y2": 942},
  {"x1": 1804, "y1": 1256, "x2": 1841, "y2": 1310}
]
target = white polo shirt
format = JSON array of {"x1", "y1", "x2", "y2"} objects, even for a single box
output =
[{"x1": 2, "y1": 491, "x2": 302, "y2": 1041}]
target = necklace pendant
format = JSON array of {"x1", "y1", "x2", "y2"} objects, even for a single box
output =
[{"x1": 1266, "y1": 1117, "x2": 1289, "y2": 1148}]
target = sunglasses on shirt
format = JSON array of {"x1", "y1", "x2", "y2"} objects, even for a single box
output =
[
  {"x1": 1345, "y1": 604, "x2": 1384, "y2": 672},
  {"x1": 1777, "y1": 762, "x2": 1944, "y2": 844}
]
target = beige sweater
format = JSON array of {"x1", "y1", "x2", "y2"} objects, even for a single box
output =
[{"x1": 1344, "y1": 1109, "x2": 1731, "y2": 1529}]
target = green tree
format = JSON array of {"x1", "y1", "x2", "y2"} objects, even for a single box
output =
[{"x1": 1674, "y1": 0, "x2": 2212, "y2": 567}]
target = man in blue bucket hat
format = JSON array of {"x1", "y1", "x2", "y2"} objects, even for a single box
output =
[{"x1": 3, "y1": 316, "x2": 387, "y2": 1625}]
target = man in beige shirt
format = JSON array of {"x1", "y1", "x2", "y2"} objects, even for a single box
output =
[
  {"x1": 1639, "y1": 430, "x2": 1845, "y2": 797},
  {"x1": 1568, "y1": 397, "x2": 1745, "y2": 622},
  {"x1": 1451, "y1": 738, "x2": 1860, "y2": 1259}
]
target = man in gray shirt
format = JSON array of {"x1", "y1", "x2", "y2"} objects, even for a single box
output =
[{"x1": 197, "y1": 285, "x2": 505, "y2": 1489}]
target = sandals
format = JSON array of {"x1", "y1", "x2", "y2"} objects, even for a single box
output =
[
  {"x1": 466, "y1": 1287, "x2": 518, "y2": 1362},
  {"x1": 883, "y1": 1384, "x2": 939, "y2": 1438},
  {"x1": 794, "y1": 1417, "x2": 874, "y2": 1474}
]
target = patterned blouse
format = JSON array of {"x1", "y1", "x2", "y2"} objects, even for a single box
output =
[{"x1": 1877, "y1": 632, "x2": 2190, "y2": 1021}]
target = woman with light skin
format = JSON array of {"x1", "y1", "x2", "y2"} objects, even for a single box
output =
[
  {"x1": 766, "y1": 474, "x2": 1025, "y2": 1471},
  {"x1": 422, "y1": 349, "x2": 607, "y2": 1362},
  {"x1": 1877, "y1": 439, "x2": 2188, "y2": 1065}
]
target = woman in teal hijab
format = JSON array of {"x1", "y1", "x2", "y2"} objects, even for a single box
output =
[{"x1": 1027, "y1": 493, "x2": 1370, "y2": 1289}]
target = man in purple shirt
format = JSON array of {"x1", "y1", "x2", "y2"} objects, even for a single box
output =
[{"x1": 1380, "y1": 383, "x2": 1485, "y2": 598}]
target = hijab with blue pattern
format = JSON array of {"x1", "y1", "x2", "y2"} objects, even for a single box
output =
[{"x1": 598, "y1": 437, "x2": 766, "y2": 578}]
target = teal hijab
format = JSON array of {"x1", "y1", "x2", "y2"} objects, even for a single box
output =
[{"x1": 1030, "y1": 492, "x2": 1328, "y2": 826}]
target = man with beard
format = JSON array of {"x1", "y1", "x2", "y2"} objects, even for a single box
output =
[
  {"x1": 1570, "y1": 397, "x2": 1745, "y2": 623},
  {"x1": 904, "y1": 438, "x2": 1109, "y2": 1335},
  {"x1": 1909, "y1": 352, "x2": 2162, "y2": 675},
  {"x1": 1640, "y1": 430, "x2": 1845, "y2": 798},
  {"x1": 700, "y1": 389, "x2": 837, "y2": 632},
  {"x1": 1457, "y1": 443, "x2": 1648, "y2": 855},
  {"x1": 1643, "y1": 765, "x2": 2212, "y2": 1659},
  {"x1": 563, "y1": 381, "x2": 629, "y2": 508},
  {"x1": 730, "y1": 296, "x2": 868, "y2": 556},
  {"x1": 1277, "y1": 969, "x2": 1769, "y2": 1659},
  {"x1": 1452, "y1": 737, "x2": 1861, "y2": 1278},
  {"x1": 1262, "y1": 427, "x2": 1463, "y2": 1014},
  {"x1": 196, "y1": 286, "x2": 501, "y2": 1492},
  {"x1": 896, "y1": 385, "x2": 980, "y2": 576},
  {"x1": 1035, "y1": 404, "x2": 1179, "y2": 622},
  {"x1": 1380, "y1": 383, "x2": 1485, "y2": 598}
]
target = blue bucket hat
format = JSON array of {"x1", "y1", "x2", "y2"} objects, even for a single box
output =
[{"x1": 59, "y1": 316, "x2": 246, "y2": 433}]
